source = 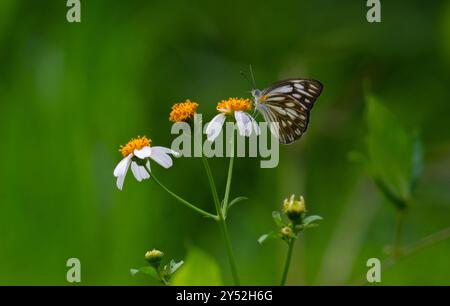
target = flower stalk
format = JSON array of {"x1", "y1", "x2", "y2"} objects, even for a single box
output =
[
  {"x1": 146, "y1": 167, "x2": 217, "y2": 220},
  {"x1": 222, "y1": 139, "x2": 235, "y2": 217},
  {"x1": 258, "y1": 195, "x2": 322, "y2": 286},
  {"x1": 202, "y1": 156, "x2": 240, "y2": 285},
  {"x1": 280, "y1": 238, "x2": 295, "y2": 286}
]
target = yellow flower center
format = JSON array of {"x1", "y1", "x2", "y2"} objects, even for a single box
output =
[
  {"x1": 283, "y1": 194, "x2": 306, "y2": 220},
  {"x1": 145, "y1": 249, "x2": 164, "y2": 260},
  {"x1": 216, "y1": 97, "x2": 252, "y2": 115},
  {"x1": 169, "y1": 100, "x2": 199, "y2": 122},
  {"x1": 119, "y1": 136, "x2": 151, "y2": 157}
]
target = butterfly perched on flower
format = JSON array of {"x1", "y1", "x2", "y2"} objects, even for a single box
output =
[{"x1": 251, "y1": 79, "x2": 323, "y2": 144}]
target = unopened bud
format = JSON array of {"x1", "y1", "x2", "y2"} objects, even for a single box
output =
[
  {"x1": 283, "y1": 194, "x2": 306, "y2": 222},
  {"x1": 281, "y1": 226, "x2": 293, "y2": 238},
  {"x1": 145, "y1": 249, "x2": 164, "y2": 266}
]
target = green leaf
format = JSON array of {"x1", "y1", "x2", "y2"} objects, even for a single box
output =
[
  {"x1": 130, "y1": 266, "x2": 158, "y2": 279},
  {"x1": 302, "y1": 215, "x2": 323, "y2": 226},
  {"x1": 303, "y1": 224, "x2": 319, "y2": 229},
  {"x1": 169, "y1": 260, "x2": 184, "y2": 274},
  {"x1": 365, "y1": 96, "x2": 421, "y2": 205},
  {"x1": 227, "y1": 196, "x2": 248, "y2": 210},
  {"x1": 171, "y1": 246, "x2": 223, "y2": 286},
  {"x1": 258, "y1": 231, "x2": 278, "y2": 244},
  {"x1": 272, "y1": 211, "x2": 282, "y2": 227}
]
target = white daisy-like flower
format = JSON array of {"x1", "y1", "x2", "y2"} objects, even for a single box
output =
[
  {"x1": 205, "y1": 97, "x2": 260, "y2": 142},
  {"x1": 113, "y1": 136, "x2": 180, "y2": 190}
]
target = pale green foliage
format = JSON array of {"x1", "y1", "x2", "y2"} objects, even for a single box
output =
[
  {"x1": 355, "y1": 96, "x2": 423, "y2": 208},
  {"x1": 172, "y1": 246, "x2": 223, "y2": 286}
]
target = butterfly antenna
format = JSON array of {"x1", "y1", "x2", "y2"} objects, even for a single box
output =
[
  {"x1": 241, "y1": 65, "x2": 259, "y2": 118},
  {"x1": 249, "y1": 64, "x2": 257, "y2": 89},
  {"x1": 240, "y1": 70, "x2": 253, "y2": 88},
  {"x1": 247, "y1": 65, "x2": 260, "y2": 117}
]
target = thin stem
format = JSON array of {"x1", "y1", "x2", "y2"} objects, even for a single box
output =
[
  {"x1": 222, "y1": 146, "x2": 235, "y2": 217},
  {"x1": 384, "y1": 226, "x2": 450, "y2": 270},
  {"x1": 218, "y1": 216, "x2": 240, "y2": 286},
  {"x1": 351, "y1": 226, "x2": 450, "y2": 285},
  {"x1": 156, "y1": 267, "x2": 169, "y2": 286},
  {"x1": 146, "y1": 168, "x2": 217, "y2": 220},
  {"x1": 280, "y1": 238, "x2": 295, "y2": 286},
  {"x1": 201, "y1": 157, "x2": 222, "y2": 214},
  {"x1": 403, "y1": 227, "x2": 450, "y2": 256},
  {"x1": 201, "y1": 156, "x2": 240, "y2": 285},
  {"x1": 393, "y1": 210, "x2": 406, "y2": 258}
]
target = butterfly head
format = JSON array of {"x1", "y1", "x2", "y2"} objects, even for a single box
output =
[
  {"x1": 251, "y1": 89, "x2": 267, "y2": 107},
  {"x1": 251, "y1": 89, "x2": 261, "y2": 99}
]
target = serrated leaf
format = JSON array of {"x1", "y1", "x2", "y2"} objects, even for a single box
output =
[
  {"x1": 130, "y1": 266, "x2": 158, "y2": 279},
  {"x1": 272, "y1": 211, "x2": 282, "y2": 227},
  {"x1": 258, "y1": 231, "x2": 278, "y2": 244},
  {"x1": 171, "y1": 246, "x2": 223, "y2": 286},
  {"x1": 302, "y1": 215, "x2": 323, "y2": 226}
]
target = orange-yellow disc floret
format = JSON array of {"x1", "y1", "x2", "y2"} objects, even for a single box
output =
[
  {"x1": 216, "y1": 97, "x2": 252, "y2": 115},
  {"x1": 169, "y1": 100, "x2": 199, "y2": 122},
  {"x1": 119, "y1": 136, "x2": 151, "y2": 157}
]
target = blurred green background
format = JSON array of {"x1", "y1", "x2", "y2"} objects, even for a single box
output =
[{"x1": 0, "y1": 0, "x2": 449, "y2": 285}]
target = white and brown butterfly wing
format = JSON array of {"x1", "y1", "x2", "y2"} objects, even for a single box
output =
[{"x1": 257, "y1": 79, "x2": 323, "y2": 144}]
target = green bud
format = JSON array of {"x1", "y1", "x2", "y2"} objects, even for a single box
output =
[
  {"x1": 283, "y1": 194, "x2": 306, "y2": 222},
  {"x1": 145, "y1": 249, "x2": 164, "y2": 266},
  {"x1": 280, "y1": 226, "x2": 293, "y2": 238}
]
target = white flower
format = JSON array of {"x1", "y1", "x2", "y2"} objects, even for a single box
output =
[
  {"x1": 113, "y1": 136, "x2": 179, "y2": 190},
  {"x1": 205, "y1": 98, "x2": 260, "y2": 142}
]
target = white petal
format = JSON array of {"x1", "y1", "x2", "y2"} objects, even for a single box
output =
[
  {"x1": 235, "y1": 111, "x2": 252, "y2": 137},
  {"x1": 131, "y1": 161, "x2": 150, "y2": 181},
  {"x1": 149, "y1": 147, "x2": 175, "y2": 168},
  {"x1": 115, "y1": 156, "x2": 132, "y2": 190},
  {"x1": 140, "y1": 164, "x2": 150, "y2": 180},
  {"x1": 205, "y1": 113, "x2": 226, "y2": 142},
  {"x1": 134, "y1": 146, "x2": 152, "y2": 159},
  {"x1": 116, "y1": 175, "x2": 126, "y2": 190},
  {"x1": 113, "y1": 154, "x2": 132, "y2": 177},
  {"x1": 131, "y1": 161, "x2": 143, "y2": 182},
  {"x1": 151, "y1": 146, "x2": 180, "y2": 157},
  {"x1": 250, "y1": 115, "x2": 261, "y2": 135}
]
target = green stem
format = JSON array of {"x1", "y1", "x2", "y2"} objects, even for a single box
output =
[
  {"x1": 217, "y1": 216, "x2": 240, "y2": 286},
  {"x1": 384, "y1": 226, "x2": 450, "y2": 270},
  {"x1": 201, "y1": 156, "x2": 240, "y2": 285},
  {"x1": 156, "y1": 267, "x2": 169, "y2": 286},
  {"x1": 393, "y1": 210, "x2": 406, "y2": 258},
  {"x1": 201, "y1": 157, "x2": 222, "y2": 214},
  {"x1": 146, "y1": 168, "x2": 217, "y2": 220},
  {"x1": 222, "y1": 144, "x2": 235, "y2": 217},
  {"x1": 280, "y1": 238, "x2": 295, "y2": 286},
  {"x1": 402, "y1": 226, "x2": 450, "y2": 256},
  {"x1": 351, "y1": 226, "x2": 450, "y2": 285}
]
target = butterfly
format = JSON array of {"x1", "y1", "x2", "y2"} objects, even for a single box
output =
[{"x1": 251, "y1": 79, "x2": 323, "y2": 144}]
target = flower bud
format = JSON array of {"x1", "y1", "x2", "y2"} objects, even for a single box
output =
[
  {"x1": 145, "y1": 249, "x2": 164, "y2": 266},
  {"x1": 280, "y1": 226, "x2": 293, "y2": 238},
  {"x1": 283, "y1": 194, "x2": 306, "y2": 222}
]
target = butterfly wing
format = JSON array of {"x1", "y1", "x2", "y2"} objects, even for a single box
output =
[{"x1": 256, "y1": 79, "x2": 323, "y2": 144}]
